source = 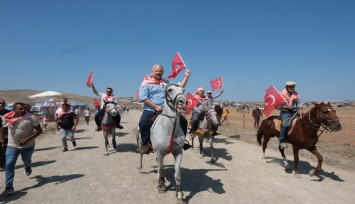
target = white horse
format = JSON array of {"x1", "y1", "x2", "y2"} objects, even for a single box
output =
[
  {"x1": 137, "y1": 83, "x2": 187, "y2": 204},
  {"x1": 191, "y1": 108, "x2": 220, "y2": 163},
  {"x1": 101, "y1": 103, "x2": 118, "y2": 156}
]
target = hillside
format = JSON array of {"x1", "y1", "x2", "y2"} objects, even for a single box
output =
[{"x1": 0, "y1": 89, "x2": 135, "y2": 107}]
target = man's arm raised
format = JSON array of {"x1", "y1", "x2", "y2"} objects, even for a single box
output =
[
  {"x1": 91, "y1": 84, "x2": 99, "y2": 96},
  {"x1": 180, "y1": 69, "x2": 191, "y2": 88}
]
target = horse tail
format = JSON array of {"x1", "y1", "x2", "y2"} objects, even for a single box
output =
[{"x1": 257, "y1": 116, "x2": 278, "y2": 145}]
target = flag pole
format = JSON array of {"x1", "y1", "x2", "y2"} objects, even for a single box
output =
[{"x1": 177, "y1": 52, "x2": 187, "y2": 68}]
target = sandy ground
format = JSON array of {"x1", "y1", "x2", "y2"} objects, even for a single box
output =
[{"x1": 1, "y1": 110, "x2": 354, "y2": 204}]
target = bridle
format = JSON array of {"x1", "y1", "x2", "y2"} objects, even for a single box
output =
[
  {"x1": 302, "y1": 106, "x2": 341, "y2": 149},
  {"x1": 164, "y1": 84, "x2": 186, "y2": 114},
  {"x1": 160, "y1": 84, "x2": 187, "y2": 154},
  {"x1": 306, "y1": 108, "x2": 340, "y2": 132}
]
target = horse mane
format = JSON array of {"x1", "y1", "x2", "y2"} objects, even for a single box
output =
[{"x1": 301, "y1": 102, "x2": 328, "y2": 118}]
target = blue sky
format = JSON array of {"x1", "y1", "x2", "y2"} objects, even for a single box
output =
[{"x1": 1, "y1": 0, "x2": 354, "y2": 102}]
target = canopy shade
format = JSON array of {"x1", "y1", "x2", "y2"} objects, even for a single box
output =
[
  {"x1": 29, "y1": 91, "x2": 62, "y2": 98},
  {"x1": 70, "y1": 101, "x2": 87, "y2": 107}
]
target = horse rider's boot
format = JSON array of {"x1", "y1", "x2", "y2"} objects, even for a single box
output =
[{"x1": 279, "y1": 125, "x2": 288, "y2": 149}]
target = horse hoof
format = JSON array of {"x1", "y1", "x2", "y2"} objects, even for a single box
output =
[
  {"x1": 104, "y1": 152, "x2": 109, "y2": 156},
  {"x1": 176, "y1": 198, "x2": 185, "y2": 204},
  {"x1": 211, "y1": 158, "x2": 216, "y2": 163},
  {"x1": 309, "y1": 169, "x2": 319, "y2": 177},
  {"x1": 294, "y1": 173, "x2": 301, "y2": 178},
  {"x1": 158, "y1": 186, "x2": 167, "y2": 194},
  {"x1": 200, "y1": 155, "x2": 204, "y2": 159}
]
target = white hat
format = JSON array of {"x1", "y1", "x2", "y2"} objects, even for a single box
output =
[{"x1": 285, "y1": 81, "x2": 296, "y2": 86}]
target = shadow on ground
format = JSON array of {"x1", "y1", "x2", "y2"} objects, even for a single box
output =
[
  {"x1": 35, "y1": 146, "x2": 61, "y2": 152},
  {"x1": 16, "y1": 160, "x2": 56, "y2": 170},
  {"x1": 2, "y1": 174, "x2": 85, "y2": 202},
  {"x1": 162, "y1": 166, "x2": 227, "y2": 203},
  {"x1": 265, "y1": 156, "x2": 344, "y2": 182}
]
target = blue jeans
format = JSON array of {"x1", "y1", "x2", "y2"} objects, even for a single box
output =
[
  {"x1": 5, "y1": 146, "x2": 35, "y2": 189},
  {"x1": 138, "y1": 110, "x2": 156, "y2": 145},
  {"x1": 279, "y1": 111, "x2": 296, "y2": 142},
  {"x1": 59, "y1": 129, "x2": 75, "y2": 148}
]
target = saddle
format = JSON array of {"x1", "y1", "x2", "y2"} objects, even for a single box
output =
[
  {"x1": 273, "y1": 117, "x2": 299, "y2": 135},
  {"x1": 149, "y1": 112, "x2": 188, "y2": 136},
  {"x1": 195, "y1": 129, "x2": 214, "y2": 135}
]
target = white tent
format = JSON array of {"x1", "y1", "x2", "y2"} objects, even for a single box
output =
[{"x1": 29, "y1": 91, "x2": 62, "y2": 98}]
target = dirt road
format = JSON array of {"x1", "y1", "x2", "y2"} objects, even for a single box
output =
[{"x1": 1, "y1": 110, "x2": 354, "y2": 204}]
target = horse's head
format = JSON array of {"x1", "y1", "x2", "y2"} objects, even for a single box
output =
[
  {"x1": 314, "y1": 102, "x2": 342, "y2": 131},
  {"x1": 165, "y1": 83, "x2": 187, "y2": 113},
  {"x1": 214, "y1": 104, "x2": 223, "y2": 121},
  {"x1": 105, "y1": 103, "x2": 118, "y2": 117},
  {"x1": 205, "y1": 108, "x2": 220, "y2": 129}
]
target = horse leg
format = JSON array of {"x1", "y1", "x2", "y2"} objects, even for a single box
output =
[
  {"x1": 156, "y1": 153, "x2": 167, "y2": 193},
  {"x1": 173, "y1": 149, "x2": 185, "y2": 204},
  {"x1": 308, "y1": 147, "x2": 323, "y2": 176},
  {"x1": 198, "y1": 135, "x2": 204, "y2": 159},
  {"x1": 262, "y1": 135, "x2": 270, "y2": 160},
  {"x1": 191, "y1": 137, "x2": 194, "y2": 150},
  {"x1": 210, "y1": 136, "x2": 216, "y2": 163},
  {"x1": 279, "y1": 145, "x2": 291, "y2": 171},
  {"x1": 103, "y1": 130, "x2": 109, "y2": 156},
  {"x1": 292, "y1": 146, "x2": 301, "y2": 177},
  {"x1": 137, "y1": 153, "x2": 143, "y2": 170},
  {"x1": 137, "y1": 132, "x2": 143, "y2": 170},
  {"x1": 111, "y1": 128, "x2": 117, "y2": 150}
]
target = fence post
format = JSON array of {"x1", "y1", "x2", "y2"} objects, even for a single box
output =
[{"x1": 243, "y1": 112, "x2": 246, "y2": 129}]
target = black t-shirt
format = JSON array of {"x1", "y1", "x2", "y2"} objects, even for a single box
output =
[{"x1": 60, "y1": 112, "x2": 77, "y2": 129}]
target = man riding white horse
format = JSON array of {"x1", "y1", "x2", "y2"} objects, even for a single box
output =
[
  {"x1": 138, "y1": 64, "x2": 191, "y2": 154},
  {"x1": 189, "y1": 87, "x2": 218, "y2": 139},
  {"x1": 91, "y1": 85, "x2": 123, "y2": 131}
]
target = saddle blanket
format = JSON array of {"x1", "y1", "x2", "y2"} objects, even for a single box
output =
[{"x1": 273, "y1": 118, "x2": 298, "y2": 135}]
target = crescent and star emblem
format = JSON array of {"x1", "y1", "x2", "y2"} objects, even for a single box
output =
[
  {"x1": 174, "y1": 63, "x2": 181, "y2": 71},
  {"x1": 265, "y1": 95, "x2": 276, "y2": 106},
  {"x1": 187, "y1": 99, "x2": 193, "y2": 108}
]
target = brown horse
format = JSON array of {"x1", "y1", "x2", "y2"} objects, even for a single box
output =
[{"x1": 257, "y1": 102, "x2": 342, "y2": 176}]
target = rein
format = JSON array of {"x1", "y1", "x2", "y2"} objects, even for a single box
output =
[
  {"x1": 302, "y1": 109, "x2": 334, "y2": 149},
  {"x1": 161, "y1": 85, "x2": 185, "y2": 154}
]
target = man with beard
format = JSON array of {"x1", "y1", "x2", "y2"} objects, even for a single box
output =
[{"x1": 1, "y1": 102, "x2": 42, "y2": 195}]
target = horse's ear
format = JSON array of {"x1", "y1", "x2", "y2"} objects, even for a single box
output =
[{"x1": 327, "y1": 101, "x2": 331, "y2": 106}]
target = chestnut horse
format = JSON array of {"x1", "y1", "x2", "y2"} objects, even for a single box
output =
[{"x1": 257, "y1": 102, "x2": 342, "y2": 176}]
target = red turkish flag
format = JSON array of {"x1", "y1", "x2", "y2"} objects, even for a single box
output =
[
  {"x1": 186, "y1": 92, "x2": 200, "y2": 114},
  {"x1": 93, "y1": 98, "x2": 101, "y2": 110},
  {"x1": 210, "y1": 77, "x2": 223, "y2": 91},
  {"x1": 86, "y1": 70, "x2": 94, "y2": 87},
  {"x1": 168, "y1": 52, "x2": 186, "y2": 79},
  {"x1": 264, "y1": 85, "x2": 285, "y2": 117}
]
